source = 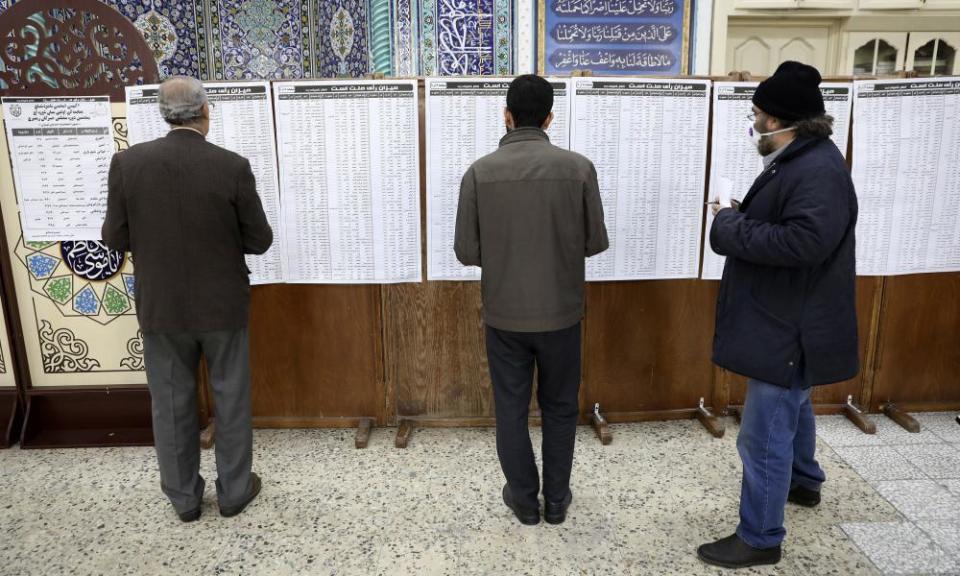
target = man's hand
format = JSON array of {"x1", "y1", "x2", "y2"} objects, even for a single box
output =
[
  {"x1": 709, "y1": 196, "x2": 739, "y2": 216},
  {"x1": 709, "y1": 197, "x2": 726, "y2": 216}
]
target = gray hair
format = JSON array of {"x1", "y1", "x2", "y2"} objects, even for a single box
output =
[
  {"x1": 784, "y1": 114, "x2": 834, "y2": 139},
  {"x1": 158, "y1": 76, "x2": 207, "y2": 125}
]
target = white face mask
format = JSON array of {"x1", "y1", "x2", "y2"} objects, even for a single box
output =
[{"x1": 747, "y1": 122, "x2": 795, "y2": 150}]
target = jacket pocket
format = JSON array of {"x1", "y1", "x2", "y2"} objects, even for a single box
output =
[
  {"x1": 749, "y1": 291, "x2": 796, "y2": 333},
  {"x1": 717, "y1": 292, "x2": 801, "y2": 386}
]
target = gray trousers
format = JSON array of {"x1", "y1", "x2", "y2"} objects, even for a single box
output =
[{"x1": 143, "y1": 327, "x2": 253, "y2": 514}]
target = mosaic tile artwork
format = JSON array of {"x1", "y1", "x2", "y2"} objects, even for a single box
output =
[
  {"x1": 210, "y1": 0, "x2": 312, "y2": 79},
  {"x1": 419, "y1": 0, "x2": 513, "y2": 76},
  {"x1": 26, "y1": 252, "x2": 58, "y2": 280},
  {"x1": 103, "y1": 0, "x2": 208, "y2": 79},
  {"x1": 123, "y1": 274, "x2": 136, "y2": 299},
  {"x1": 73, "y1": 284, "x2": 101, "y2": 316},
  {"x1": 0, "y1": 0, "x2": 517, "y2": 79},
  {"x1": 15, "y1": 238, "x2": 136, "y2": 327},
  {"x1": 44, "y1": 275, "x2": 73, "y2": 306},
  {"x1": 368, "y1": 0, "x2": 394, "y2": 75},
  {"x1": 393, "y1": 0, "x2": 416, "y2": 75},
  {"x1": 103, "y1": 284, "x2": 133, "y2": 315},
  {"x1": 316, "y1": 0, "x2": 371, "y2": 77},
  {"x1": 134, "y1": 10, "x2": 178, "y2": 65},
  {"x1": 514, "y1": 0, "x2": 534, "y2": 73},
  {"x1": 491, "y1": 0, "x2": 512, "y2": 74}
]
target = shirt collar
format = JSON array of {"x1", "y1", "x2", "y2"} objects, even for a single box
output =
[
  {"x1": 762, "y1": 142, "x2": 789, "y2": 170},
  {"x1": 169, "y1": 126, "x2": 205, "y2": 137}
]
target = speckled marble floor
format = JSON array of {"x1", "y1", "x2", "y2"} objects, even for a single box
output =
[{"x1": 1, "y1": 414, "x2": 958, "y2": 576}]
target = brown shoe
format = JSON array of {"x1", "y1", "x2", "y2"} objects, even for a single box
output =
[{"x1": 219, "y1": 473, "x2": 262, "y2": 518}]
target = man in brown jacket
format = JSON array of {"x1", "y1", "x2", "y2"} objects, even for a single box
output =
[
  {"x1": 454, "y1": 74, "x2": 609, "y2": 526},
  {"x1": 102, "y1": 76, "x2": 272, "y2": 522}
]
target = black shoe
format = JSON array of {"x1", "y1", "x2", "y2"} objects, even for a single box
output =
[
  {"x1": 219, "y1": 473, "x2": 262, "y2": 518},
  {"x1": 177, "y1": 507, "x2": 201, "y2": 523},
  {"x1": 788, "y1": 485, "x2": 821, "y2": 508},
  {"x1": 544, "y1": 491, "x2": 573, "y2": 525},
  {"x1": 697, "y1": 534, "x2": 781, "y2": 569},
  {"x1": 502, "y1": 484, "x2": 539, "y2": 525}
]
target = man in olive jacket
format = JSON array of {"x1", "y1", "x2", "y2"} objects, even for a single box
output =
[
  {"x1": 698, "y1": 62, "x2": 859, "y2": 568},
  {"x1": 102, "y1": 77, "x2": 272, "y2": 522},
  {"x1": 454, "y1": 75, "x2": 609, "y2": 526}
]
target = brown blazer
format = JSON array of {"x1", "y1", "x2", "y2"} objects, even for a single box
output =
[{"x1": 102, "y1": 129, "x2": 273, "y2": 333}]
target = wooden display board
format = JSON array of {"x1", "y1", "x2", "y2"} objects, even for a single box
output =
[{"x1": 0, "y1": 73, "x2": 958, "y2": 449}]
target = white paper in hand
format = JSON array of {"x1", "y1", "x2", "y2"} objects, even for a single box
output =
[{"x1": 717, "y1": 176, "x2": 734, "y2": 209}]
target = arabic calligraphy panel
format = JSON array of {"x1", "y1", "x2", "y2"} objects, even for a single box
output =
[{"x1": 540, "y1": 0, "x2": 692, "y2": 75}]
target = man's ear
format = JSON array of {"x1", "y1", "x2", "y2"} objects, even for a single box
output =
[
  {"x1": 542, "y1": 111, "x2": 554, "y2": 131},
  {"x1": 503, "y1": 107, "x2": 514, "y2": 130},
  {"x1": 765, "y1": 113, "x2": 783, "y2": 131}
]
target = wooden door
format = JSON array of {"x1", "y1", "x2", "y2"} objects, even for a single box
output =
[{"x1": 727, "y1": 22, "x2": 834, "y2": 76}]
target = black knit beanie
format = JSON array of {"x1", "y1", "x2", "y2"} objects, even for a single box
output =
[{"x1": 752, "y1": 61, "x2": 825, "y2": 121}]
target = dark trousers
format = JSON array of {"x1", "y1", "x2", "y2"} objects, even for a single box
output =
[{"x1": 485, "y1": 322, "x2": 582, "y2": 511}]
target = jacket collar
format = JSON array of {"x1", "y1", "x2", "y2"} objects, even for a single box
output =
[
  {"x1": 739, "y1": 136, "x2": 826, "y2": 210},
  {"x1": 770, "y1": 135, "x2": 823, "y2": 165},
  {"x1": 499, "y1": 127, "x2": 550, "y2": 147},
  {"x1": 167, "y1": 127, "x2": 206, "y2": 140}
]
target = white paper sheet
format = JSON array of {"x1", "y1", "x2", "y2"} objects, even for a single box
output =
[
  {"x1": 570, "y1": 78, "x2": 711, "y2": 281},
  {"x1": 3, "y1": 96, "x2": 114, "y2": 241},
  {"x1": 124, "y1": 82, "x2": 285, "y2": 284},
  {"x1": 273, "y1": 80, "x2": 422, "y2": 283},
  {"x1": 853, "y1": 77, "x2": 960, "y2": 276}
]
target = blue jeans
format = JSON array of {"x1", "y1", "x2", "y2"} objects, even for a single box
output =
[{"x1": 736, "y1": 373, "x2": 826, "y2": 549}]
